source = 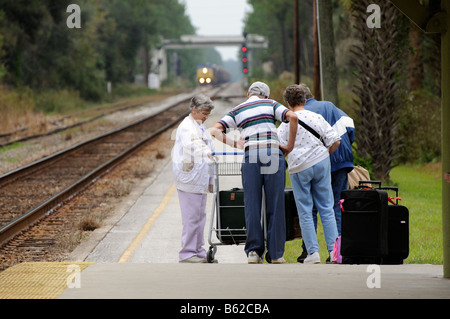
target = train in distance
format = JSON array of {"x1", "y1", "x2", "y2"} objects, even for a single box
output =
[{"x1": 196, "y1": 63, "x2": 230, "y2": 86}]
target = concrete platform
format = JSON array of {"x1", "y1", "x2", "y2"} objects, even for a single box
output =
[
  {"x1": 58, "y1": 263, "x2": 448, "y2": 299},
  {"x1": 0, "y1": 261, "x2": 447, "y2": 300}
]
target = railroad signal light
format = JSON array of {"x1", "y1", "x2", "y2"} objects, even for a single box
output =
[
  {"x1": 242, "y1": 58, "x2": 248, "y2": 74},
  {"x1": 241, "y1": 42, "x2": 248, "y2": 75},
  {"x1": 241, "y1": 42, "x2": 248, "y2": 53}
]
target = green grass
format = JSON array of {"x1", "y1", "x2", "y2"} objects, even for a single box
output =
[
  {"x1": 0, "y1": 142, "x2": 26, "y2": 164},
  {"x1": 284, "y1": 164, "x2": 443, "y2": 264},
  {"x1": 389, "y1": 164, "x2": 442, "y2": 264},
  {"x1": 0, "y1": 142, "x2": 25, "y2": 154}
]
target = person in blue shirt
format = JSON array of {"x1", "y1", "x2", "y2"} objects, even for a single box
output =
[{"x1": 297, "y1": 84, "x2": 356, "y2": 263}]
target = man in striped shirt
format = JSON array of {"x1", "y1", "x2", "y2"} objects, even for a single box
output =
[{"x1": 211, "y1": 81, "x2": 298, "y2": 264}]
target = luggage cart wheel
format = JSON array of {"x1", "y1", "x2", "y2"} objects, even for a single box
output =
[
  {"x1": 265, "y1": 252, "x2": 272, "y2": 263},
  {"x1": 207, "y1": 246, "x2": 216, "y2": 263}
]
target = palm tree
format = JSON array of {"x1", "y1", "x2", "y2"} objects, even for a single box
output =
[{"x1": 351, "y1": 0, "x2": 404, "y2": 182}]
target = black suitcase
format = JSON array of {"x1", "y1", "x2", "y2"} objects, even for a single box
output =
[
  {"x1": 217, "y1": 188, "x2": 246, "y2": 244},
  {"x1": 285, "y1": 188, "x2": 302, "y2": 241},
  {"x1": 340, "y1": 182, "x2": 389, "y2": 264},
  {"x1": 379, "y1": 186, "x2": 409, "y2": 264},
  {"x1": 218, "y1": 188, "x2": 302, "y2": 245}
]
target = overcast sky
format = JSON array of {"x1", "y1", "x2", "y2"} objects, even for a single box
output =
[{"x1": 182, "y1": 0, "x2": 253, "y2": 61}]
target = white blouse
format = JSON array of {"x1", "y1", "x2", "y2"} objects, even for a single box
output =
[{"x1": 277, "y1": 110, "x2": 340, "y2": 174}]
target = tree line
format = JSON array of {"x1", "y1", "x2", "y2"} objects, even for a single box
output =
[{"x1": 0, "y1": 0, "x2": 220, "y2": 104}]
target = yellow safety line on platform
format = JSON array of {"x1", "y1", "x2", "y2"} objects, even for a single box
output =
[
  {"x1": 0, "y1": 262, "x2": 94, "y2": 299},
  {"x1": 118, "y1": 184, "x2": 176, "y2": 263}
]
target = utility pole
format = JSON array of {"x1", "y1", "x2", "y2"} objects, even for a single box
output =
[
  {"x1": 294, "y1": 0, "x2": 300, "y2": 84},
  {"x1": 316, "y1": 0, "x2": 339, "y2": 106},
  {"x1": 313, "y1": 0, "x2": 321, "y2": 100}
]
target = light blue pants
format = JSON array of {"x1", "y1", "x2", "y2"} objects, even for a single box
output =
[
  {"x1": 241, "y1": 147, "x2": 286, "y2": 259},
  {"x1": 290, "y1": 157, "x2": 338, "y2": 254},
  {"x1": 312, "y1": 168, "x2": 349, "y2": 237}
]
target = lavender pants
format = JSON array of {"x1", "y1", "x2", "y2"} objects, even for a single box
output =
[{"x1": 177, "y1": 189, "x2": 207, "y2": 261}]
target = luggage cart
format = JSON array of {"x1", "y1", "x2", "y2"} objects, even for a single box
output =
[{"x1": 206, "y1": 152, "x2": 268, "y2": 263}]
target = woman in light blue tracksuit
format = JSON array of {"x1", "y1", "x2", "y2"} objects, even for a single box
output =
[
  {"x1": 278, "y1": 84, "x2": 341, "y2": 264},
  {"x1": 301, "y1": 84, "x2": 355, "y2": 237}
]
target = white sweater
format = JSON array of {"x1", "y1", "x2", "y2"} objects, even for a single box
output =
[
  {"x1": 277, "y1": 110, "x2": 340, "y2": 174},
  {"x1": 172, "y1": 114, "x2": 214, "y2": 193}
]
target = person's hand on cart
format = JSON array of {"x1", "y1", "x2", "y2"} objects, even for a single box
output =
[
  {"x1": 234, "y1": 137, "x2": 245, "y2": 150},
  {"x1": 208, "y1": 152, "x2": 218, "y2": 163}
]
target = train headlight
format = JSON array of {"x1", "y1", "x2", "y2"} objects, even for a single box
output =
[
  {"x1": 199, "y1": 78, "x2": 205, "y2": 84},
  {"x1": 206, "y1": 78, "x2": 211, "y2": 84},
  {"x1": 202, "y1": 67, "x2": 208, "y2": 74}
]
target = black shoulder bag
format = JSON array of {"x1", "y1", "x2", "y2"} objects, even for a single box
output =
[{"x1": 297, "y1": 119, "x2": 326, "y2": 146}]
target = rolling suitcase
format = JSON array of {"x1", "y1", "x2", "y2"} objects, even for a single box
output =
[
  {"x1": 379, "y1": 186, "x2": 409, "y2": 264},
  {"x1": 340, "y1": 181, "x2": 389, "y2": 264}
]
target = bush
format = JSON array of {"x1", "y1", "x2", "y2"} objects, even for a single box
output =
[
  {"x1": 0, "y1": 86, "x2": 42, "y2": 134},
  {"x1": 397, "y1": 90, "x2": 441, "y2": 163},
  {"x1": 33, "y1": 89, "x2": 86, "y2": 114}
]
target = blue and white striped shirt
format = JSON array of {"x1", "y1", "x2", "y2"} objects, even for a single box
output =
[{"x1": 218, "y1": 96, "x2": 289, "y2": 148}]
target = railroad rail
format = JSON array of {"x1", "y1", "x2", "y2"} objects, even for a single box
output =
[{"x1": 0, "y1": 86, "x2": 225, "y2": 249}]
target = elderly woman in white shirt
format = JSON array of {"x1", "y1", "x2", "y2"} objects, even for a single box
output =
[
  {"x1": 278, "y1": 84, "x2": 341, "y2": 264},
  {"x1": 172, "y1": 94, "x2": 215, "y2": 263}
]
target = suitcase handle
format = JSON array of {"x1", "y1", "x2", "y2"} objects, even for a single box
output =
[
  {"x1": 358, "y1": 181, "x2": 399, "y2": 193},
  {"x1": 358, "y1": 180, "x2": 382, "y2": 188},
  {"x1": 347, "y1": 183, "x2": 402, "y2": 205},
  {"x1": 378, "y1": 187, "x2": 400, "y2": 205},
  {"x1": 358, "y1": 181, "x2": 400, "y2": 194},
  {"x1": 379, "y1": 186, "x2": 399, "y2": 194}
]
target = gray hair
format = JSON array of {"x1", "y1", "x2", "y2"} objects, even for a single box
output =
[
  {"x1": 283, "y1": 84, "x2": 306, "y2": 107},
  {"x1": 299, "y1": 83, "x2": 313, "y2": 99},
  {"x1": 190, "y1": 94, "x2": 214, "y2": 112}
]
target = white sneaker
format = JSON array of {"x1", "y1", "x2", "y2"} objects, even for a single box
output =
[
  {"x1": 304, "y1": 252, "x2": 321, "y2": 264},
  {"x1": 179, "y1": 256, "x2": 207, "y2": 263},
  {"x1": 248, "y1": 251, "x2": 263, "y2": 264},
  {"x1": 271, "y1": 257, "x2": 286, "y2": 264}
]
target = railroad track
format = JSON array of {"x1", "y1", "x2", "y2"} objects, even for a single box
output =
[
  {"x1": 0, "y1": 86, "x2": 227, "y2": 256},
  {"x1": 0, "y1": 94, "x2": 175, "y2": 148}
]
